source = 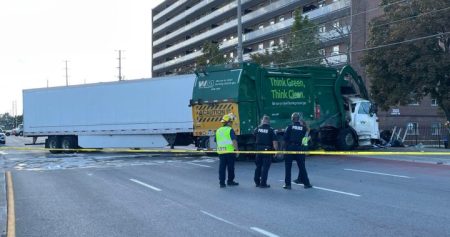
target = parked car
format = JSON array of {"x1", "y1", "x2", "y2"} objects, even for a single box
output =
[
  {"x1": 12, "y1": 124, "x2": 23, "y2": 136},
  {"x1": 4, "y1": 130, "x2": 11, "y2": 136},
  {"x1": 0, "y1": 129, "x2": 5, "y2": 144}
]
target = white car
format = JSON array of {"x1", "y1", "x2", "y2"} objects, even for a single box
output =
[{"x1": 0, "y1": 128, "x2": 5, "y2": 144}]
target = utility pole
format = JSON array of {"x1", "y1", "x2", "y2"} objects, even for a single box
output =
[
  {"x1": 65, "y1": 60, "x2": 69, "y2": 86},
  {"x1": 349, "y1": 0, "x2": 353, "y2": 64},
  {"x1": 12, "y1": 101, "x2": 17, "y2": 127},
  {"x1": 117, "y1": 50, "x2": 123, "y2": 81},
  {"x1": 237, "y1": 0, "x2": 243, "y2": 63}
]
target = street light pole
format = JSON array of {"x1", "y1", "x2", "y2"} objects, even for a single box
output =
[{"x1": 237, "y1": 0, "x2": 243, "y2": 63}]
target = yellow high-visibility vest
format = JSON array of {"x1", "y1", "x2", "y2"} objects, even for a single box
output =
[{"x1": 216, "y1": 126, "x2": 234, "y2": 154}]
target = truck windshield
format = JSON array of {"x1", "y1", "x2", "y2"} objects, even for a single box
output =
[{"x1": 358, "y1": 102, "x2": 371, "y2": 114}]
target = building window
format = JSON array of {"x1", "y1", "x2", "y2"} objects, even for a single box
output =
[
  {"x1": 279, "y1": 38, "x2": 284, "y2": 45},
  {"x1": 270, "y1": 19, "x2": 275, "y2": 25},
  {"x1": 332, "y1": 45, "x2": 339, "y2": 55},
  {"x1": 319, "y1": 25, "x2": 326, "y2": 33},
  {"x1": 333, "y1": 21, "x2": 340, "y2": 28},
  {"x1": 229, "y1": 52, "x2": 234, "y2": 58},
  {"x1": 279, "y1": 16, "x2": 285, "y2": 22},
  {"x1": 319, "y1": 49, "x2": 325, "y2": 55},
  {"x1": 270, "y1": 40, "x2": 275, "y2": 47},
  {"x1": 258, "y1": 43, "x2": 264, "y2": 50},
  {"x1": 431, "y1": 123, "x2": 441, "y2": 135},
  {"x1": 408, "y1": 99, "x2": 419, "y2": 106},
  {"x1": 318, "y1": 0, "x2": 325, "y2": 7},
  {"x1": 406, "y1": 122, "x2": 419, "y2": 135},
  {"x1": 431, "y1": 99, "x2": 438, "y2": 106},
  {"x1": 258, "y1": 24, "x2": 264, "y2": 30}
]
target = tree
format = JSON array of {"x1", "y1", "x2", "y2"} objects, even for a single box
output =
[
  {"x1": 250, "y1": 9, "x2": 321, "y2": 66},
  {"x1": 0, "y1": 113, "x2": 22, "y2": 129},
  {"x1": 195, "y1": 41, "x2": 227, "y2": 69},
  {"x1": 362, "y1": 0, "x2": 450, "y2": 120}
]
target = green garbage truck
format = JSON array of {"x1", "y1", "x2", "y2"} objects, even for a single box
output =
[{"x1": 190, "y1": 63, "x2": 380, "y2": 153}]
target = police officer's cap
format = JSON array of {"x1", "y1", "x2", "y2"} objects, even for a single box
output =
[{"x1": 291, "y1": 112, "x2": 302, "y2": 122}]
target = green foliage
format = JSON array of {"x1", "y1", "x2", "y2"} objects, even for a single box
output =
[
  {"x1": 0, "y1": 113, "x2": 22, "y2": 130},
  {"x1": 196, "y1": 41, "x2": 227, "y2": 69},
  {"x1": 250, "y1": 9, "x2": 321, "y2": 66},
  {"x1": 362, "y1": 0, "x2": 450, "y2": 120}
]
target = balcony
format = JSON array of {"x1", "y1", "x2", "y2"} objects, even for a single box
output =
[
  {"x1": 154, "y1": 0, "x2": 218, "y2": 35},
  {"x1": 323, "y1": 54, "x2": 348, "y2": 65},
  {"x1": 153, "y1": 0, "x2": 302, "y2": 59},
  {"x1": 307, "y1": 0, "x2": 350, "y2": 20},
  {"x1": 153, "y1": 0, "x2": 189, "y2": 22},
  {"x1": 152, "y1": 0, "x2": 351, "y2": 71},
  {"x1": 153, "y1": 48, "x2": 348, "y2": 72},
  {"x1": 153, "y1": 0, "x2": 251, "y2": 47},
  {"x1": 153, "y1": 25, "x2": 349, "y2": 71},
  {"x1": 153, "y1": 0, "x2": 351, "y2": 59},
  {"x1": 153, "y1": 51, "x2": 202, "y2": 71}
]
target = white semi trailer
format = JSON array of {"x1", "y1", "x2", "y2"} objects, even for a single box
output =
[{"x1": 23, "y1": 75, "x2": 196, "y2": 153}]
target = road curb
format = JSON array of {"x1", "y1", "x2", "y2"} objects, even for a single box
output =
[{"x1": 0, "y1": 171, "x2": 6, "y2": 237}]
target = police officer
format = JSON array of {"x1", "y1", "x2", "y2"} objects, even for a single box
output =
[
  {"x1": 216, "y1": 113, "x2": 239, "y2": 188},
  {"x1": 283, "y1": 112, "x2": 313, "y2": 190},
  {"x1": 253, "y1": 115, "x2": 278, "y2": 188}
]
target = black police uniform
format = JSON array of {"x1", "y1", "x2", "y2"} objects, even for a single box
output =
[
  {"x1": 253, "y1": 124, "x2": 276, "y2": 187},
  {"x1": 284, "y1": 122, "x2": 311, "y2": 187}
]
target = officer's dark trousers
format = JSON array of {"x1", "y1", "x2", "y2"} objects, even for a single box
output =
[
  {"x1": 219, "y1": 153, "x2": 235, "y2": 184},
  {"x1": 254, "y1": 153, "x2": 272, "y2": 185},
  {"x1": 285, "y1": 145, "x2": 310, "y2": 186}
]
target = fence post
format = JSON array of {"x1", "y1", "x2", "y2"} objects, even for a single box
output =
[{"x1": 438, "y1": 128, "x2": 441, "y2": 148}]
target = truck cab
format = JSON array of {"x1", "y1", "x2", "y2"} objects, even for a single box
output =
[{"x1": 344, "y1": 97, "x2": 380, "y2": 147}]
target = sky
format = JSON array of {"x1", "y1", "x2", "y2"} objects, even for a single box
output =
[{"x1": 0, "y1": 0, "x2": 164, "y2": 115}]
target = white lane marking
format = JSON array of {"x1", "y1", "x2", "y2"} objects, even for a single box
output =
[
  {"x1": 186, "y1": 162, "x2": 211, "y2": 168},
  {"x1": 200, "y1": 210, "x2": 237, "y2": 226},
  {"x1": 344, "y1": 168, "x2": 412, "y2": 179},
  {"x1": 281, "y1": 180, "x2": 361, "y2": 197},
  {"x1": 0, "y1": 151, "x2": 7, "y2": 155},
  {"x1": 251, "y1": 227, "x2": 280, "y2": 237},
  {"x1": 130, "y1": 179, "x2": 162, "y2": 192}
]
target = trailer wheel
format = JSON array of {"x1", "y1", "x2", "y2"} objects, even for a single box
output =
[
  {"x1": 48, "y1": 136, "x2": 62, "y2": 154},
  {"x1": 337, "y1": 128, "x2": 356, "y2": 151},
  {"x1": 61, "y1": 136, "x2": 77, "y2": 153}
]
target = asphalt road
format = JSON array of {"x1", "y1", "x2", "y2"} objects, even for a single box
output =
[{"x1": 1, "y1": 136, "x2": 450, "y2": 236}]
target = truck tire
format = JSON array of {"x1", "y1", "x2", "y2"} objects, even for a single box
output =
[
  {"x1": 19, "y1": 131, "x2": 23, "y2": 136},
  {"x1": 48, "y1": 136, "x2": 62, "y2": 154},
  {"x1": 337, "y1": 128, "x2": 357, "y2": 151},
  {"x1": 61, "y1": 136, "x2": 77, "y2": 153},
  {"x1": 307, "y1": 129, "x2": 320, "y2": 150}
]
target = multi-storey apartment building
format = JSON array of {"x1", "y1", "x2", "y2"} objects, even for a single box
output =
[
  {"x1": 151, "y1": 0, "x2": 447, "y2": 144},
  {"x1": 152, "y1": 0, "x2": 353, "y2": 77}
]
